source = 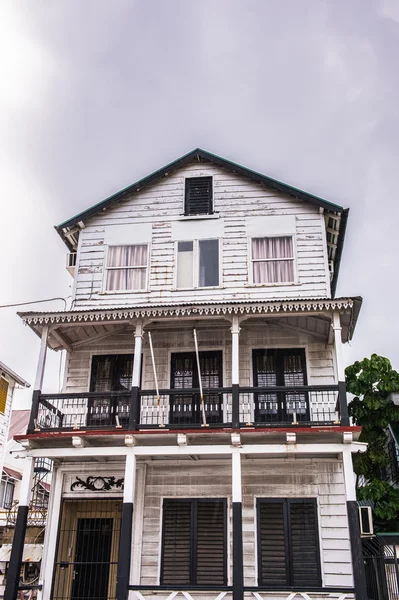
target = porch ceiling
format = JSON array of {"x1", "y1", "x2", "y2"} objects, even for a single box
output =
[{"x1": 18, "y1": 296, "x2": 362, "y2": 351}]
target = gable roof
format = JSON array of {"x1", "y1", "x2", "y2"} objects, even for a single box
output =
[
  {"x1": 55, "y1": 148, "x2": 348, "y2": 297},
  {"x1": 0, "y1": 361, "x2": 30, "y2": 387}
]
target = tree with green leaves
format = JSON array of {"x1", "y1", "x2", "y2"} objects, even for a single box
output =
[{"x1": 346, "y1": 354, "x2": 399, "y2": 531}]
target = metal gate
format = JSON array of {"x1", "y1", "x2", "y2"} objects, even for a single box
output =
[
  {"x1": 51, "y1": 499, "x2": 122, "y2": 600},
  {"x1": 363, "y1": 537, "x2": 399, "y2": 600}
]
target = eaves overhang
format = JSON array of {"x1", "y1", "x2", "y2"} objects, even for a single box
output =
[
  {"x1": 0, "y1": 361, "x2": 30, "y2": 387},
  {"x1": 18, "y1": 296, "x2": 362, "y2": 350}
]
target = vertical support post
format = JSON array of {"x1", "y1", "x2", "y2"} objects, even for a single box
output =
[
  {"x1": 332, "y1": 312, "x2": 349, "y2": 425},
  {"x1": 129, "y1": 321, "x2": 143, "y2": 430},
  {"x1": 231, "y1": 316, "x2": 241, "y2": 428},
  {"x1": 28, "y1": 325, "x2": 49, "y2": 434},
  {"x1": 116, "y1": 453, "x2": 136, "y2": 600},
  {"x1": 4, "y1": 457, "x2": 34, "y2": 600},
  {"x1": 342, "y1": 449, "x2": 368, "y2": 600},
  {"x1": 232, "y1": 451, "x2": 244, "y2": 600}
]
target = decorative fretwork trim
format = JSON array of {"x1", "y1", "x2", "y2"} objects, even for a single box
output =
[
  {"x1": 21, "y1": 298, "x2": 356, "y2": 326},
  {"x1": 70, "y1": 475, "x2": 124, "y2": 491}
]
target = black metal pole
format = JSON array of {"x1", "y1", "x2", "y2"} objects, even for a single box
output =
[
  {"x1": 128, "y1": 386, "x2": 140, "y2": 430},
  {"x1": 339, "y1": 381, "x2": 350, "y2": 426},
  {"x1": 232, "y1": 384, "x2": 240, "y2": 428},
  {"x1": 116, "y1": 502, "x2": 134, "y2": 600},
  {"x1": 27, "y1": 390, "x2": 40, "y2": 434},
  {"x1": 232, "y1": 501, "x2": 244, "y2": 600},
  {"x1": 347, "y1": 501, "x2": 368, "y2": 600}
]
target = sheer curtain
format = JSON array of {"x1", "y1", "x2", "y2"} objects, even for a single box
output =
[
  {"x1": 106, "y1": 245, "x2": 148, "y2": 291},
  {"x1": 252, "y1": 237, "x2": 294, "y2": 283}
]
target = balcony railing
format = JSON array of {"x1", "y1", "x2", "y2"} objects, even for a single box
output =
[{"x1": 29, "y1": 385, "x2": 342, "y2": 433}]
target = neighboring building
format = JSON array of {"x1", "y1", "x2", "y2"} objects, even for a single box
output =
[
  {"x1": 6, "y1": 149, "x2": 367, "y2": 600},
  {"x1": 0, "y1": 363, "x2": 29, "y2": 515},
  {"x1": 0, "y1": 410, "x2": 50, "y2": 598}
]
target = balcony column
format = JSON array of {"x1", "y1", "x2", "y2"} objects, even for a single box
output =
[
  {"x1": 28, "y1": 325, "x2": 49, "y2": 434},
  {"x1": 342, "y1": 449, "x2": 368, "y2": 600},
  {"x1": 116, "y1": 453, "x2": 136, "y2": 600},
  {"x1": 231, "y1": 316, "x2": 241, "y2": 428},
  {"x1": 4, "y1": 457, "x2": 34, "y2": 600},
  {"x1": 332, "y1": 312, "x2": 349, "y2": 426},
  {"x1": 232, "y1": 451, "x2": 244, "y2": 600},
  {"x1": 129, "y1": 320, "x2": 144, "y2": 430}
]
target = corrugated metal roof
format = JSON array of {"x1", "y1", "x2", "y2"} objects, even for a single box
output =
[
  {"x1": 8, "y1": 410, "x2": 30, "y2": 440},
  {"x1": 0, "y1": 544, "x2": 43, "y2": 563}
]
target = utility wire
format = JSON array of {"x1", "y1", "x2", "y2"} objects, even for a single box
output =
[{"x1": 0, "y1": 297, "x2": 70, "y2": 310}]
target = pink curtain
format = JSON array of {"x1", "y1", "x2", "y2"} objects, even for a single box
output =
[
  {"x1": 106, "y1": 245, "x2": 147, "y2": 291},
  {"x1": 252, "y1": 237, "x2": 294, "y2": 283}
]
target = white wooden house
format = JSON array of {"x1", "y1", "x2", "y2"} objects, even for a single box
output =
[{"x1": 6, "y1": 149, "x2": 367, "y2": 600}]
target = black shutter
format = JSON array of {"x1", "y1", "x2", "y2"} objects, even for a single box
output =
[
  {"x1": 185, "y1": 177, "x2": 213, "y2": 215},
  {"x1": 196, "y1": 500, "x2": 226, "y2": 585},
  {"x1": 257, "y1": 501, "x2": 289, "y2": 587},
  {"x1": 161, "y1": 499, "x2": 226, "y2": 585},
  {"x1": 289, "y1": 500, "x2": 321, "y2": 587},
  {"x1": 258, "y1": 498, "x2": 321, "y2": 588},
  {"x1": 161, "y1": 500, "x2": 192, "y2": 584}
]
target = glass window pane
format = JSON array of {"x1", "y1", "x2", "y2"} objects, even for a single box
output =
[
  {"x1": 199, "y1": 239, "x2": 219, "y2": 287},
  {"x1": 107, "y1": 245, "x2": 147, "y2": 267},
  {"x1": 254, "y1": 260, "x2": 294, "y2": 283},
  {"x1": 252, "y1": 237, "x2": 293, "y2": 259},
  {"x1": 177, "y1": 242, "x2": 194, "y2": 288}
]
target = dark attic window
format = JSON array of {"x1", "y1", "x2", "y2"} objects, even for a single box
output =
[{"x1": 184, "y1": 177, "x2": 213, "y2": 216}]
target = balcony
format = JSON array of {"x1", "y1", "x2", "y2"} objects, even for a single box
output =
[{"x1": 29, "y1": 385, "x2": 342, "y2": 433}]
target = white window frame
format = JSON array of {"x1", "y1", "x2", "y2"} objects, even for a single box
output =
[
  {"x1": 103, "y1": 244, "x2": 150, "y2": 293},
  {"x1": 249, "y1": 235, "x2": 297, "y2": 286},
  {"x1": 174, "y1": 238, "x2": 222, "y2": 289}
]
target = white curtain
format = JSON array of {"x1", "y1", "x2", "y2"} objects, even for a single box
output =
[
  {"x1": 106, "y1": 245, "x2": 147, "y2": 291},
  {"x1": 252, "y1": 237, "x2": 294, "y2": 283}
]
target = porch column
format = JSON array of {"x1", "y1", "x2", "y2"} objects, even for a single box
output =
[
  {"x1": 28, "y1": 325, "x2": 49, "y2": 434},
  {"x1": 4, "y1": 457, "x2": 34, "y2": 600},
  {"x1": 129, "y1": 320, "x2": 144, "y2": 430},
  {"x1": 116, "y1": 453, "x2": 136, "y2": 600},
  {"x1": 332, "y1": 312, "x2": 349, "y2": 426},
  {"x1": 231, "y1": 316, "x2": 241, "y2": 428},
  {"x1": 342, "y1": 449, "x2": 368, "y2": 600},
  {"x1": 232, "y1": 451, "x2": 244, "y2": 600}
]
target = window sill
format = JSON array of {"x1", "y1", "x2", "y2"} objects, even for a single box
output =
[
  {"x1": 174, "y1": 286, "x2": 223, "y2": 291},
  {"x1": 178, "y1": 214, "x2": 220, "y2": 221},
  {"x1": 100, "y1": 289, "x2": 148, "y2": 295},
  {"x1": 246, "y1": 282, "x2": 300, "y2": 287}
]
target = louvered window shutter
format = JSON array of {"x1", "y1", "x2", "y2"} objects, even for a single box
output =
[
  {"x1": 185, "y1": 177, "x2": 213, "y2": 215},
  {"x1": 289, "y1": 500, "x2": 321, "y2": 587},
  {"x1": 0, "y1": 378, "x2": 9, "y2": 414},
  {"x1": 161, "y1": 500, "x2": 192, "y2": 584},
  {"x1": 258, "y1": 499, "x2": 321, "y2": 588},
  {"x1": 196, "y1": 500, "x2": 226, "y2": 585},
  {"x1": 258, "y1": 501, "x2": 289, "y2": 586},
  {"x1": 161, "y1": 499, "x2": 226, "y2": 585}
]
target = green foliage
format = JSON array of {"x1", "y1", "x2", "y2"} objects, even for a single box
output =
[{"x1": 346, "y1": 354, "x2": 399, "y2": 531}]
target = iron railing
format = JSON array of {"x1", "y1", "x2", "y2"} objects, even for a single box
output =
[{"x1": 29, "y1": 385, "x2": 341, "y2": 432}]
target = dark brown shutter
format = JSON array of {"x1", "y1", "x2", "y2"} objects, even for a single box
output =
[
  {"x1": 161, "y1": 500, "x2": 192, "y2": 584},
  {"x1": 258, "y1": 501, "x2": 288, "y2": 586},
  {"x1": 196, "y1": 500, "x2": 226, "y2": 585},
  {"x1": 185, "y1": 177, "x2": 213, "y2": 215},
  {"x1": 289, "y1": 500, "x2": 321, "y2": 587}
]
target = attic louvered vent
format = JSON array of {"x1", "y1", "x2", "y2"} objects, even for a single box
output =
[{"x1": 185, "y1": 177, "x2": 213, "y2": 216}]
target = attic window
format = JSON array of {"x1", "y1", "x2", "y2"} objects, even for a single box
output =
[{"x1": 185, "y1": 177, "x2": 213, "y2": 216}]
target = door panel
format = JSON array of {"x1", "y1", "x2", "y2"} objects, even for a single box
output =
[
  {"x1": 88, "y1": 354, "x2": 133, "y2": 427},
  {"x1": 170, "y1": 352, "x2": 223, "y2": 424},
  {"x1": 253, "y1": 349, "x2": 309, "y2": 423},
  {"x1": 71, "y1": 518, "x2": 113, "y2": 600}
]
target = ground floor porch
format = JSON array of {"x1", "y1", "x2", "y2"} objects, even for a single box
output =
[{"x1": 5, "y1": 434, "x2": 367, "y2": 600}]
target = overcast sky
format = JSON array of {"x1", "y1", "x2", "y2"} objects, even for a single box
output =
[{"x1": 1, "y1": 0, "x2": 398, "y2": 408}]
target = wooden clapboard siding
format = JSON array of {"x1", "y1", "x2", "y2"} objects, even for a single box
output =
[
  {"x1": 71, "y1": 160, "x2": 331, "y2": 308},
  {"x1": 63, "y1": 325, "x2": 336, "y2": 394},
  {"x1": 138, "y1": 458, "x2": 353, "y2": 588}
]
